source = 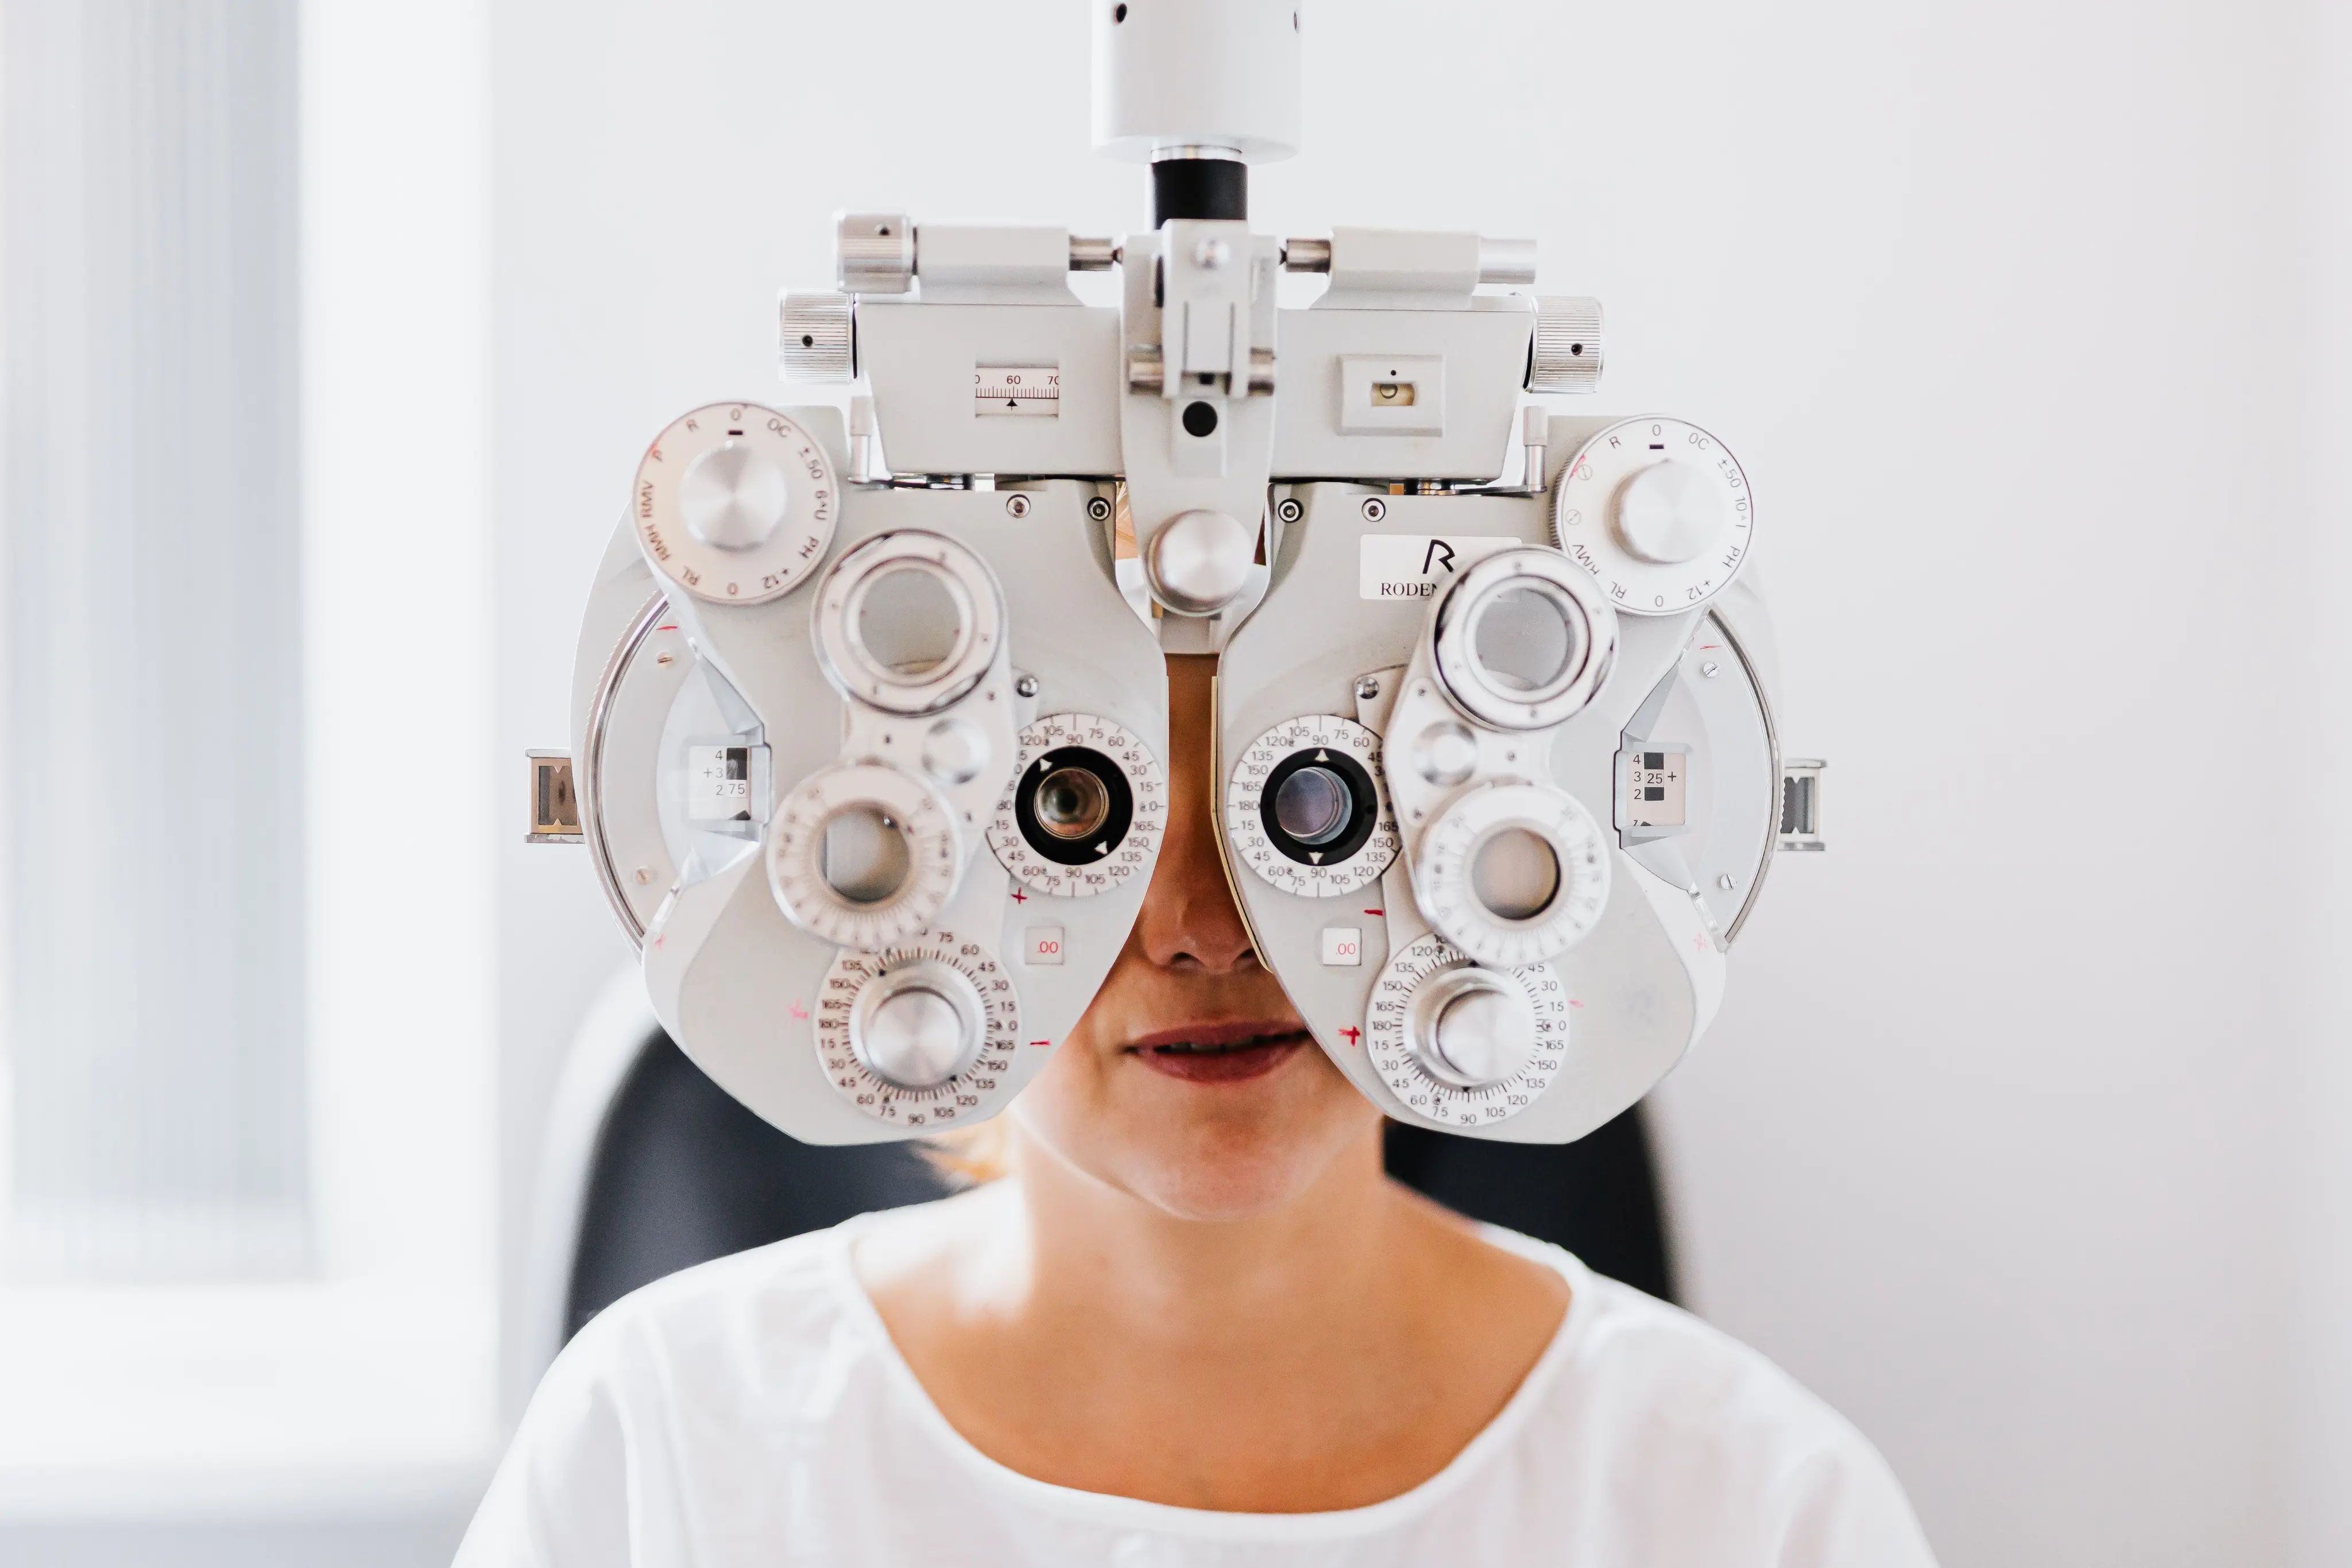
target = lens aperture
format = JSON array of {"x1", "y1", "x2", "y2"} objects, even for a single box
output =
[
  {"x1": 1015, "y1": 747, "x2": 1135, "y2": 866},
  {"x1": 822, "y1": 806, "x2": 912, "y2": 905},
  {"x1": 1034, "y1": 766, "x2": 1112, "y2": 842},
  {"x1": 1469, "y1": 826, "x2": 1561, "y2": 922},
  {"x1": 1272, "y1": 766, "x2": 1352, "y2": 846}
]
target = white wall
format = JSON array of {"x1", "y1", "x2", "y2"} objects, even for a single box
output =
[{"x1": 491, "y1": 3, "x2": 2349, "y2": 1565}]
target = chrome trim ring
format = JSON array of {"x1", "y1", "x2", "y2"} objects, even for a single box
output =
[
  {"x1": 581, "y1": 591, "x2": 672, "y2": 948},
  {"x1": 814, "y1": 929, "x2": 1022, "y2": 1129},
  {"x1": 632, "y1": 402, "x2": 838, "y2": 606},
  {"x1": 1411, "y1": 781, "x2": 1611, "y2": 969},
  {"x1": 813, "y1": 531, "x2": 1004, "y2": 715},
  {"x1": 987, "y1": 713, "x2": 1169, "y2": 899},
  {"x1": 1365, "y1": 933, "x2": 1568, "y2": 1129},
  {"x1": 1224, "y1": 714, "x2": 1399, "y2": 899},
  {"x1": 1431, "y1": 548, "x2": 1618, "y2": 733},
  {"x1": 766, "y1": 763, "x2": 964, "y2": 951}
]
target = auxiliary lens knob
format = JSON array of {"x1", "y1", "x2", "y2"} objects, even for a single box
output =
[
  {"x1": 1410, "y1": 966, "x2": 1538, "y2": 1089},
  {"x1": 1363, "y1": 932, "x2": 1569, "y2": 1129},
  {"x1": 1550, "y1": 416, "x2": 1751, "y2": 617},
  {"x1": 1614, "y1": 458, "x2": 1731, "y2": 566},
  {"x1": 678, "y1": 440, "x2": 790, "y2": 551},
  {"x1": 813, "y1": 932, "x2": 1022, "y2": 1129},
  {"x1": 631, "y1": 402, "x2": 838, "y2": 606},
  {"x1": 850, "y1": 959, "x2": 984, "y2": 1090}
]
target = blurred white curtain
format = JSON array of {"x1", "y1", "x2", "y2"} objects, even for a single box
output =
[{"x1": 2, "y1": 0, "x2": 307, "y2": 1278}]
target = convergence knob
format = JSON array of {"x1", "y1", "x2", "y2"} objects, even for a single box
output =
[
  {"x1": 1145, "y1": 509, "x2": 1255, "y2": 615},
  {"x1": 1409, "y1": 966, "x2": 1538, "y2": 1090},
  {"x1": 849, "y1": 959, "x2": 986, "y2": 1090}
]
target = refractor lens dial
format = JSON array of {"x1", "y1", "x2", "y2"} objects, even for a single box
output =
[
  {"x1": 814, "y1": 531, "x2": 1004, "y2": 715},
  {"x1": 1411, "y1": 782, "x2": 1611, "y2": 969},
  {"x1": 815, "y1": 930, "x2": 1021, "y2": 1129},
  {"x1": 1550, "y1": 416, "x2": 1752, "y2": 615},
  {"x1": 1225, "y1": 714, "x2": 1400, "y2": 899},
  {"x1": 1367, "y1": 934, "x2": 1569, "y2": 1129},
  {"x1": 1431, "y1": 549, "x2": 1617, "y2": 732},
  {"x1": 850, "y1": 958, "x2": 986, "y2": 1089},
  {"x1": 1410, "y1": 967, "x2": 1539, "y2": 1089},
  {"x1": 988, "y1": 714, "x2": 1168, "y2": 899},
  {"x1": 768, "y1": 763, "x2": 964, "y2": 951},
  {"x1": 632, "y1": 402, "x2": 838, "y2": 605}
]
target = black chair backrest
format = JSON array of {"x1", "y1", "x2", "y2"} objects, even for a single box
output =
[{"x1": 568, "y1": 1032, "x2": 1674, "y2": 1342}]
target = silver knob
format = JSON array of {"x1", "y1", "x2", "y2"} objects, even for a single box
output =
[
  {"x1": 837, "y1": 212, "x2": 914, "y2": 295},
  {"x1": 678, "y1": 440, "x2": 791, "y2": 552},
  {"x1": 1615, "y1": 458, "x2": 1732, "y2": 566},
  {"x1": 849, "y1": 959, "x2": 984, "y2": 1090},
  {"x1": 780, "y1": 292, "x2": 854, "y2": 381},
  {"x1": 1282, "y1": 237, "x2": 1333, "y2": 273},
  {"x1": 1145, "y1": 509, "x2": 1255, "y2": 616},
  {"x1": 1527, "y1": 296, "x2": 1604, "y2": 394},
  {"x1": 1478, "y1": 237, "x2": 1538, "y2": 286},
  {"x1": 1409, "y1": 967, "x2": 1538, "y2": 1089}
]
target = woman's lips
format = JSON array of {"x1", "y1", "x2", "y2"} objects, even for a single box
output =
[{"x1": 1124, "y1": 1020, "x2": 1311, "y2": 1085}]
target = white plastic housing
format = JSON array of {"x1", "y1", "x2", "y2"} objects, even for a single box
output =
[{"x1": 1090, "y1": 0, "x2": 1301, "y2": 163}]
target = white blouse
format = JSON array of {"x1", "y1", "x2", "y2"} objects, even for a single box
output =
[{"x1": 458, "y1": 1211, "x2": 1937, "y2": 1567}]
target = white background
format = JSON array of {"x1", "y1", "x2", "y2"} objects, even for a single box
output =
[{"x1": 478, "y1": 3, "x2": 2352, "y2": 1566}]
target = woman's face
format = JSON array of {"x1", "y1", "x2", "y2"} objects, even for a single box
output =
[{"x1": 1010, "y1": 655, "x2": 1383, "y2": 1221}]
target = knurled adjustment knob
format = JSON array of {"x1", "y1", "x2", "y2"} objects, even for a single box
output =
[
  {"x1": 836, "y1": 212, "x2": 915, "y2": 295},
  {"x1": 1527, "y1": 296, "x2": 1604, "y2": 394},
  {"x1": 850, "y1": 959, "x2": 985, "y2": 1090},
  {"x1": 780, "y1": 292, "x2": 854, "y2": 381},
  {"x1": 1409, "y1": 967, "x2": 1538, "y2": 1089}
]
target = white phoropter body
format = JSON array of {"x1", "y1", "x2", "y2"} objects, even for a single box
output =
[{"x1": 535, "y1": 1, "x2": 1824, "y2": 1145}]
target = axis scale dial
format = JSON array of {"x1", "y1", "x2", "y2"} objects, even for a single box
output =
[
  {"x1": 1550, "y1": 416, "x2": 1751, "y2": 615},
  {"x1": 1366, "y1": 934, "x2": 1569, "y2": 1128},
  {"x1": 816, "y1": 931, "x2": 1023, "y2": 1128},
  {"x1": 632, "y1": 402, "x2": 838, "y2": 606}
]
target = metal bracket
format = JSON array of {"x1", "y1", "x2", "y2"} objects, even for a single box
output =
[
  {"x1": 525, "y1": 751, "x2": 582, "y2": 843},
  {"x1": 1778, "y1": 759, "x2": 1827, "y2": 851}
]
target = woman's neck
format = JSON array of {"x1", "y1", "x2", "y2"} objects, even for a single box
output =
[{"x1": 857, "y1": 1127, "x2": 1569, "y2": 1512}]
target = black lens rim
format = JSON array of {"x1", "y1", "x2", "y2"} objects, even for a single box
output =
[
  {"x1": 1258, "y1": 748, "x2": 1380, "y2": 869},
  {"x1": 1013, "y1": 747, "x2": 1135, "y2": 866}
]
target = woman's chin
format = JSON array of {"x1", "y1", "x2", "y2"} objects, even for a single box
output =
[{"x1": 1094, "y1": 1048, "x2": 1381, "y2": 1221}]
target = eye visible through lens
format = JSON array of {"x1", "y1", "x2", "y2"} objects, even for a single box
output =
[
  {"x1": 1034, "y1": 765, "x2": 1112, "y2": 841},
  {"x1": 855, "y1": 566, "x2": 962, "y2": 676},
  {"x1": 821, "y1": 806, "x2": 912, "y2": 904},
  {"x1": 1472, "y1": 585, "x2": 1577, "y2": 694},
  {"x1": 1470, "y1": 826, "x2": 1561, "y2": 922},
  {"x1": 1272, "y1": 765, "x2": 1353, "y2": 846}
]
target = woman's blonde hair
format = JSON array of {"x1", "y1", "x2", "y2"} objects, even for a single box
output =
[{"x1": 923, "y1": 1118, "x2": 1016, "y2": 1185}]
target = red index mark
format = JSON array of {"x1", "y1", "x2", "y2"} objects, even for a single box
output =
[
  {"x1": 657, "y1": 624, "x2": 679, "y2": 632},
  {"x1": 1691, "y1": 934, "x2": 1709, "y2": 954},
  {"x1": 1569, "y1": 998, "x2": 1586, "y2": 1011},
  {"x1": 1010, "y1": 888, "x2": 1027, "y2": 903},
  {"x1": 1027, "y1": 1039, "x2": 1052, "y2": 1048},
  {"x1": 788, "y1": 1001, "x2": 808, "y2": 1021},
  {"x1": 1363, "y1": 908, "x2": 1384, "y2": 917},
  {"x1": 1339, "y1": 1027, "x2": 1361, "y2": 1047}
]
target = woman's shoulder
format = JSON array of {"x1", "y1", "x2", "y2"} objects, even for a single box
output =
[
  {"x1": 555, "y1": 1210, "x2": 893, "y2": 1401},
  {"x1": 1484, "y1": 1230, "x2": 1928, "y2": 1546}
]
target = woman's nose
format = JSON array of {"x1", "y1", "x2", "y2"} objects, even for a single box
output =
[{"x1": 1131, "y1": 655, "x2": 1260, "y2": 975}]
